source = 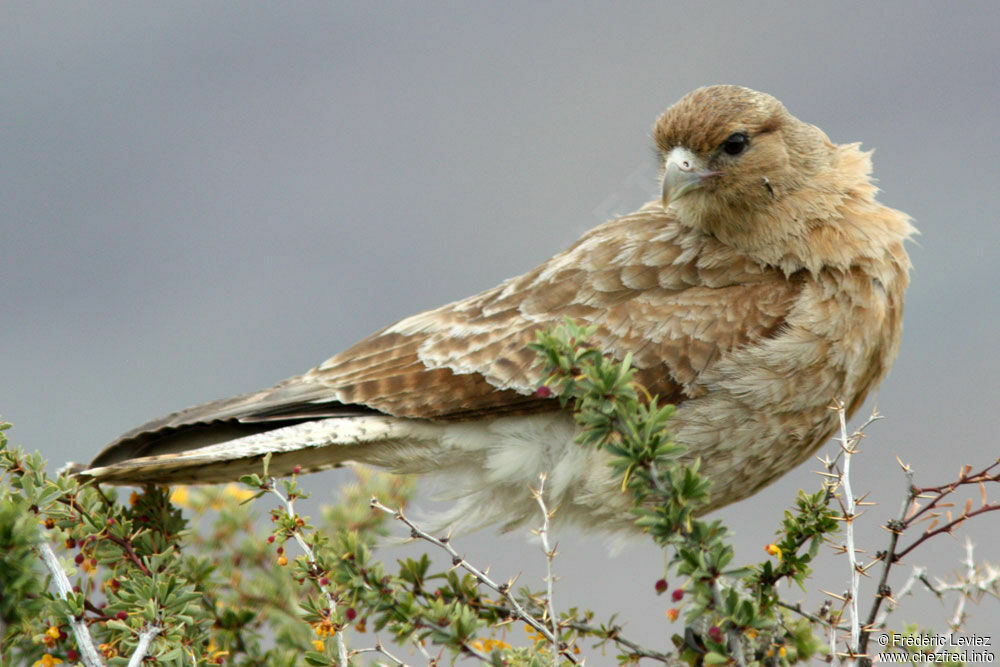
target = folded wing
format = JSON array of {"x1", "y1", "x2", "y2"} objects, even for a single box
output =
[{"x1": 85, "y1": 204, "x2": 802, "y2": 480}]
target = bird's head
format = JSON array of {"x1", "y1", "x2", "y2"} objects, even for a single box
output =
[{"x1": 654, "y1": 85, "x2": 835, "y2": 247}]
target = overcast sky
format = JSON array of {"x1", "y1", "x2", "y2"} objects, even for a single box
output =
[{"x1": 3, "y1": 1, "x2": 999, "y2": 655}]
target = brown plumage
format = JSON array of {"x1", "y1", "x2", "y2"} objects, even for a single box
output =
[{"x1": 79, "y1": 85, "x2": 915, "y2": 532}]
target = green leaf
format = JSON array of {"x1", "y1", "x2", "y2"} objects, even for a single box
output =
[
  {"x1": 704, "y1": 651, "x2": 731, "y2": 665},
  {"x1": 303, "y1": 650, "x2": 332, "y2": 665}
]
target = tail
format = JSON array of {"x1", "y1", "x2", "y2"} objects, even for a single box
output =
[{"x1": 78, "y1": 416, "x2": 438, "y2": 485}]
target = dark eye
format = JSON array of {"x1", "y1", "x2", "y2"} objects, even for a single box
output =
[{"x1": 722, "y1": 132, "x2": 749, "y2": 156}]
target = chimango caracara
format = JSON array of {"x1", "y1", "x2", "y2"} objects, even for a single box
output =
[{"x1": 80, "y1": 85, "x2": 915, "y2": 532}]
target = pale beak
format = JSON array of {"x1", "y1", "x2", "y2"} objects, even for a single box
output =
[{"x1": 662, "y1": 147, "x2": 720, "y2": 206}]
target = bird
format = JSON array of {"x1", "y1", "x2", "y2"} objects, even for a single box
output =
[{"x1": 79, "y1": 85, "x2": 915, "y2": 533}]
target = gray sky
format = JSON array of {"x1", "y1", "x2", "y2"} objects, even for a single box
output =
[{"x1": 3, "y1": 1, "x2": 999, "y2": 655}]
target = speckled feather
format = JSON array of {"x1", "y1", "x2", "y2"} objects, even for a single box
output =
[{"x1": 80, "y1": 86, "x2": 915, "y2": 533}]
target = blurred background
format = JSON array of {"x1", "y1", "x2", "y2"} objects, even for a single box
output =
[{"x1": 3, "y1": 1, "x2": 998, "y2": 656}]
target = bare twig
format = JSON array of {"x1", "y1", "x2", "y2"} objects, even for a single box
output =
[
  {"x1": 36, "y1": 540, "x2": 106, "y2": 667},
  {"x1": 858, "y1": 454, "x2": 1000, "y2": 662},
  {"x1": 531, "y1": 473, "x2": 560, "y2": 664},
  {"x1": 950, "y1": 537, "x2": 975, "y2": 630},
  {"x1": 904, "y1": 460, "x2": 1000, "y2": 526},
  {"x1": 565, "y1": 620, "x2": 675, "y2": 664},
  {"x1": 834, "y1": 400, "x2": 861, "y2": 663},
  {"x1": 352, "y1": 638, "x2": 410, "y2": 666},
  {"x1": 777, "y1": 600, "x2": 850, "y2": 633},
  {"x1": 872, "y1": 565, "x2": 925, "y2": 628},
  {"x1": 460, "y1": 640, "x2": 494, "y2": 663},
  {"x1": 411, "y1": 635, "x2": 437, "y2": 664},
  {"x1": 894, "y1": 502, "x2": 1000, "y2": 562},
  {"x1": 857, "y1": 470, "x2": 910, "y2": 660}
]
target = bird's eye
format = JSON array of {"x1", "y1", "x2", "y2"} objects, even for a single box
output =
[{"x1": 722, "y1": 132, "x2": 749, "y2": 156}]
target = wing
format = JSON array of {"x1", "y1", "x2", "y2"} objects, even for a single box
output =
[
  {"x1": 87, "y1": 203, "x2": 803, "y2": 470},
  {"x1": 314, "y1": 203, "x2": 802, "y2": 412}
]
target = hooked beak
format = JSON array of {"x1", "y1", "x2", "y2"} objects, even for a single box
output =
[{"x1": 661, "y1": 147, "x2": 720, "y2": 207}]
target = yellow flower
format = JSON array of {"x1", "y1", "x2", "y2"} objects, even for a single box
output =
[
  {"x1": 764, "y1": 543, "x2": 782, "y2": 561},
  {"x1": 33, "y1": 655, "x2": 62, "y2": 667},
  {"x1": 45, "y1": 626, "x2": 61, "y2": 640},
  {"x1": 312, "y1": 640, "x2": 325, "y2": 651},
  {"x1": 666, "y1": 608, "x2": 680, "y2": 622},
  {"x1": 471, "y1": 638, "x2": 511, "y2": 653},
  {"x1": 223, "y1": 484, "x2": 255, "y2": 503},
  {"x1": 129, "y1": 491, "x2": 140, "y2": 506},
  {"x1": 314, "y1": 619, "x2": 336, "y2": 638},
  {"x1": 277, "y1": 555, "x2": 288, "y2": 566},
  {"x1": 169, "y1": 486, "x2": 190, "y2": 508}
]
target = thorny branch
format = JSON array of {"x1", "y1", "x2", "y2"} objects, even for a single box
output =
[
  {"x1": 856, "y1": 453, "x2": 1000, "y2": 662},
  {"x1": 266, "y1": 479, "x2": 349, "y2": 667},
  {"x1": 531, "y1": 473, "x2": 561, "y2": 665},
  {"x1": 834, "y1": 400, "x2": 863, "y2": 662},
  {"x1": 820, "y1": 404, "x2": 882, "y2": 664},
  {"x1": 893, "y1": 460, "x2": 1000, "y2": 562},
  {"x1": 370, "y1": 498, "x2": 580, "y2": 664}
]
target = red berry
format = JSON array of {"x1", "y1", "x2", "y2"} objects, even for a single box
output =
[
  {"x1": 671, "y1": 589, "x2": 684, "y2": 602},
  {"x1": 320, "y1": 577, "x2": 330, "y2": 586},
  {"x1": 535, "y1": 386, "x2": 552, "y2": 398},
  {"x1": 115, "y1": 611, "x2": 128, "y2": 620},
  {"x1": 708, "y1": 625, "x2": 723, "y2": 642},
  {"x1": 293, "y1": 465, "x2": 302, "y2": 474},
  {"x1": 345, "y1": 608, "x2": 357, "y2": 621},
  {"x1": 267, "y1": 535, "x2": 275, "y2": 544},
  {"x1": 654, "y1": 578, "x2": 668, "y2": 594},
  {"x1": 65, "y1": 538, "x2": 76, "y2": 549},
  {"x1": 74, "y1": 553, "x2": 85, "y2": 565},
  {"x1": 67, "y1": 649, "x2": 79, "y2": 661}
]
